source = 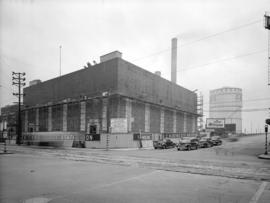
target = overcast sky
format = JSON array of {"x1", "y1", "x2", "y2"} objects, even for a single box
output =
[{"x1": 0, "y1": 0, "x2": 269, "y2": 133}]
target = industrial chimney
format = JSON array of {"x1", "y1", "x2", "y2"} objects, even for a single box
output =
[{"x1": 171, "y1": 38, "x2": 177, "y2": 84}]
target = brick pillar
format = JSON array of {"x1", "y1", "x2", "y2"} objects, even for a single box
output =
[
  {"x1": 160, "y1": 108, "x2": 164, "y2": 133},
  {"x1": 183, "y1": 113, "x2": 187, "y2": 133},
  {"x1": 102, "y1": 98, "x2": 108, "y2": 132},
  {"x1": 145, "y1": 103, "x2": 150, "y2": 132},
  {"x1": 173, "y1": 111, "x2": 177, "y2": 133},
  {"x1": 48, "y1": 106, "x2": 52, "y2": 131},
  {"x1": 35, "y1": 108, "x2": 39, "y2": 132},
  {"x1": 63, "y1": 104, "x2": 67, "y2": 131},
  {"x1": 24, "y1": 110, "x2": 28, "y2": 132},
  {"x1": 125, "y1": 98, "x2": 132, "y2": 132},
  {"x1": 80, "y1": 101, "x2": 86, "y2": 132}
]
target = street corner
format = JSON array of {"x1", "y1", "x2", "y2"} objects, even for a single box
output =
[{"x1": 258, "y1": 153, "x2": 270, "y2": 160}]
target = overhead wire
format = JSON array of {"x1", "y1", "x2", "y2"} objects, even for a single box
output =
[
  {"x1": 203, "y1": 97, "x2": 270, "y2": 105},
  {"x1": 132, "y1": 19, "x2": 263, "y2": 62},
  {"x1": 204, "y1": 107, "x2": 269, "y2": 112},
  {"x1": 179, "y1": 19, "x2": 262, "y2": 47},
  {"x1": 180, "y1": 49, "x2": 267, "y2": 72}
]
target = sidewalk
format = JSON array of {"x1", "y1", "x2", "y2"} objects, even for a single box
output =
[{"x1": 258, "y1": 152, "x2": 270, "y2": 160}]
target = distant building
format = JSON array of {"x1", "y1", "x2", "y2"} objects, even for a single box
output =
[
  {"x1": 0, "y1": 104, "x2": 21, "y2": 141},
  {"x1": 21, "y1": 51, "x2": 199, "y2": 148},
  {"x1": 209, "y1": 87, "x2": 242, "y2": 134}
]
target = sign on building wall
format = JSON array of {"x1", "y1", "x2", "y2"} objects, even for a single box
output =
[
  {"x1": 110, "y1": 118, "x2": 128, "y2": 133},
  {"x1": 133, "y1": 133, "x2": 152, "y2": 140},
  {"x1": 206, "y1": 118, "x2": 225, "y2": 129},
  {"x1": 85, "y1": 134, "x2": 100, "y2": 141}
]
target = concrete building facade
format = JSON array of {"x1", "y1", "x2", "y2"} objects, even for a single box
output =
[
  {"x1": 209, "y1": 87, "x2": 242, "y2": 134},
  {"x1": 21, "y1": 51, "x2": 198, "y2": 148}
]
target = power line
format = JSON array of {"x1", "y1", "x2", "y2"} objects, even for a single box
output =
[
  {"x1": 204, "y1": 107, "x2": 269, "y2": 112},
  {"x1": 203, "y1": 97, "x2": 270, "y2": 105},
  {"x1": 0, "y1": 56, "x2": 15, "y2": 70},
  {"x1": 179, "y1": 19, "x2": 262, "y2": 47},
  {"x1": 132, "y1": 19, "x2": 262, "y2": 62},
  {"x1": 180, "y1": 49, "x2": 267, "y2": 72},
  {"x1": 0, "y1": 84, "x2": 13, "y2": 92}
]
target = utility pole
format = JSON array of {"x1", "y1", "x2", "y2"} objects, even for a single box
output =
[
  {"x1": 12, "y1": 72, "x2": 26, "y2": 145},
  {"x1": 265, "y1": 125, "x2": 268, "y2": 155}
]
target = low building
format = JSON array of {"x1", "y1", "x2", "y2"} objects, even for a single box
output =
[
  {"x1": 0, "y1": 104, "x2": 19, "y2": 141},
  {"x1": 22, "y1": 51, "x2": 198, "y2": 148}
]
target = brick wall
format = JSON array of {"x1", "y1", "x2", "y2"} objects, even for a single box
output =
[
  {"x1": 131, "y1": 100, "x2": 145, "y2": 132},
  {"x1": 52, "y1": 104, "x2": 63, "y2": 131},
  {"x1": 85, "y1": 99, "x2": 103, "y2": 132},
  {"x1": 24, "y1": 59, "x2": 118, "y2": 106},
  {"x1": 109, "y1": 96, "x2": 126, "y2": 118},
  {"x1": 22, "y1": 95, "x2": 197, "y2": 135},
  {"x1": 28, "y1": 108, "x2": 36, "y2": 130},
  {"x1": 67, "y1": 102, "x2": 80, "y2": 132},
  {"x1": 176, "y1": 112, "x2": 185, "y2": 133},
  {"x1": 150, "y1": 105, "x2": 160, "y2": 133},
  {"x1": 164, "y1": 109, "x2": 174, "y2": 133},
  {"x1": 39, "y1": 107, "x2": 48, "y2": 131},
  {"x1": 117, "y1": 59, "x2": 197, "y2": 114}
]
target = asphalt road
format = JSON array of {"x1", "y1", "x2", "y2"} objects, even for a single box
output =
[
  {"x1": 0, "y1": 135, "x2": 270, "y2": 203},
  {"x1": 1, "y1": 154, "x2": 269, "y2": 203}
]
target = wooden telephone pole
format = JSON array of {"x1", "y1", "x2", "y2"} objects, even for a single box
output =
[{"x1": 12, "y1": 72, "x2": 26, "y2": 145}]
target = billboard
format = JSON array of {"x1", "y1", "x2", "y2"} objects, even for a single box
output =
[
  {"x1": 110, "y1": 118, "x2": 128, "y2": 133},
  {"x1": 206, "y1": 118, "x2": 225, "y2": 129}
]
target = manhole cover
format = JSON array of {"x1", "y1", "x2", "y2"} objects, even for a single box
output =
[{"x1": 23, "y1": 197, "x2": 51, "y2": 203}]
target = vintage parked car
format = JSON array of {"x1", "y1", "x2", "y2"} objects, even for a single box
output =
[
  {"x1": 153, "y1": 139, "x2": 176, "y2": 149},
  {"x1": 198, "y1": 137, "x2": 213, "y2": 148},
  {"x1": 211, "y1": 136, "x2": 222, "y2": 146},
  {"x1": 176, "y1": 137, "x2": 199, "y2": 151}
]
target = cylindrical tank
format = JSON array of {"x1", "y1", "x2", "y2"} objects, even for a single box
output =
[{"x1": 209, "y1": 87, "x2": 242, "y2": 133}]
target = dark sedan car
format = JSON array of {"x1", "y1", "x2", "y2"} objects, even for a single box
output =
[
  {"x1": 198, "y1": 137, "x2": 213, "y2": 148},
  {"x1": 211, "y1": 136, "x2": 222, "y2": 146},
  {"x1": 153, "y1": 139, "x2": 176, "y2": 149},
  {"x1": 176, "y1": 137, "x2": 199, "y2": 151}
]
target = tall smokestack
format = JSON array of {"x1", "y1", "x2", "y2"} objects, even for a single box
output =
[{"x1": 171, "y1": 37, "x2": 177, "y2": 84}]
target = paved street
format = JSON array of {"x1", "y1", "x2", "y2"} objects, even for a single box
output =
[{"x1": 0, "y1": 135, "x2": 270, "y2": 203}]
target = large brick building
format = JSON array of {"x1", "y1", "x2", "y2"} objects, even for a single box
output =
[{"x1": 22, "y1": 51, "x2": 198, "y2": 148}]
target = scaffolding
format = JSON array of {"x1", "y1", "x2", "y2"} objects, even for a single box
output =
[{"x1": 197, "y1": 92, "x2": 204, "y2": 132}]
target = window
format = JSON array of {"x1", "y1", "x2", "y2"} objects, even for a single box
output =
[{"x1": 90, "y1": 125, "x2": 97, "y2": 134}]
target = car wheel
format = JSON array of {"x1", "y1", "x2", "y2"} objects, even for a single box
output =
[{"x1": 187, "y1": 146, "x2": 191, "y2": 151}]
